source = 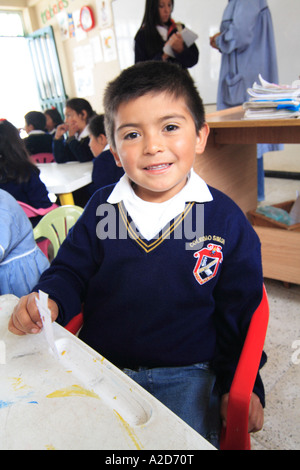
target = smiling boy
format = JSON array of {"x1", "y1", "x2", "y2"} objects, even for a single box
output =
[{"x1": 9, "y1": 61, "x2": 266, "y2": 448}]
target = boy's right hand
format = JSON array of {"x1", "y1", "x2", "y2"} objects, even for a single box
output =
[{"x1": 8, "y1": 293, "x2": 59, "y2": 336}]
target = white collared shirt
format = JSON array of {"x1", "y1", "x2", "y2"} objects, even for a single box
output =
[
  {"x1": 107, "y1": 169, "x2": 213, "y2": 240},
  {"x1": 77, "y1": 125, "x2": 90, "y2": 141}
]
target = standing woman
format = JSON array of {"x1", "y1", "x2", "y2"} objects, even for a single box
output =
[
  {"x1": 53, "y1": 98, "x2": 95, "y2": 163},
  {"x1": 134, "y1": 0, "x2": 199, "y2": 69}
]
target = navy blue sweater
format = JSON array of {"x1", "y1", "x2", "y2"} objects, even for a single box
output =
[
  {"x1": 34, "y1": 184, "x2": 266, "y2": 404},
  {"x1": 89, "y1": 149, "x2": 124, "y2": 195},
  {"x1": 53, "y1": 136, "x2": 93, "y2": 163}
]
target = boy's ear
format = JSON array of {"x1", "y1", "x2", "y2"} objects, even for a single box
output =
[
  {"x1": 110, "y1": 147, "x2": 123, "y2": 167},
  {"x1": 195, "y1": 123, "x2": 209, "y2": 155}
]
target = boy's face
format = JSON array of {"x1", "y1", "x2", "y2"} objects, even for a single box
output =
[{"x1": 111, "y1": 92, "x2": 208, "y2": 203}]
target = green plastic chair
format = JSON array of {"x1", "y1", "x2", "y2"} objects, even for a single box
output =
[{"x1": 33, "y1": 205, "x2": 83, "y2": 259}]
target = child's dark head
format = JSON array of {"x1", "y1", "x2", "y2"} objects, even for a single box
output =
[
  {"x1": 143, "y1": 0, "x2": 174, "y2": 26},
  {"x1": 0, "y1": 119, "x2": 37, "y2": 183},
  {"x1": 44, "y1": 108, "x2": 63, "y2": 131},
  {"x1": 88, "y1": 114, "x2": 106, "y2": 138},
  {"x1": 104, "y1": 61, "x2": 205, "y2": 151},
  {"x1": 88, "y1": 114, "x2": 107, "y2": 157},
  {"x1": 65, "y1": 98, "x2": 95, "y2": 123},
  {"x1": 24, "y1": 111, "x2": 46, "y2": 131},
  {"x1": 0, "y1": 119, "x2": 24, "y2": 154}
]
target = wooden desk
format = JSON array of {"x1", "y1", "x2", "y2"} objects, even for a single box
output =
[
  {"x1": 38, "y1": 161, "x2": 93, "y2": 205},
  {"x1": 193, "y1": 106, "x2": 300, "y2": 284},
  {"x1": 0, "y1": 295, "x2": 214, "y2": 450}
]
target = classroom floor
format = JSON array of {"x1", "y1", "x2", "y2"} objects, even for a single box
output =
[{"x1": 250, "y1": 172, "x2": 300, "y2": 450}]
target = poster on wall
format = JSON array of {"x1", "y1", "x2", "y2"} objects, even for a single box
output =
[
  {"x1": 100, "y1": 28, "x2": 117, "y2": 62},
  {"x1": 56, "y1": 11, "x2": 69, "y2": 41},
  {"x1": 73, "y1": 68, "x2": 94, "y2": 97},
  {"x1": 73, "y1": 9, "x2": 87, "y2": 42},
  {"x1": 97, "y1": 0, "x2": 112, "y2": 28}
]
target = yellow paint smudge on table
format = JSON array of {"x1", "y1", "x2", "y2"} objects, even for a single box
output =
[
  {"x1": 46, "y1": 384, "x2": 100, "y2": 399},
  {"x1": 114, "y1": 410, "x2": 143, "y2": 450},
  {"x1": 45, "y1": 444, "x2": 56, "y2": 450},
  {"x1": 10, "y1": 377, "x2": 31, "y2": 391}
]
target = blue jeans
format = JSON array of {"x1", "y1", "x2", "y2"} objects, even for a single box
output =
[{"x1": 123, "y1": 363, "x2": 221, "y2": 448}]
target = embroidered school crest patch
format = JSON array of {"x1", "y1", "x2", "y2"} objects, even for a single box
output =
[{"x1": 193, "y1": 243, "x2": 223, "y2": 285}]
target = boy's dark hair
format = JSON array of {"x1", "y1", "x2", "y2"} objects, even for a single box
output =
[
  {"x1": 103, "y1": 61, "x2": 205, "y2": 150},
  {"x1": 88, "y1": 114, "x2": 106, "y2": 138},
  {"x1": 24, "y1": 111, "x2": 46, "y2": 131}
]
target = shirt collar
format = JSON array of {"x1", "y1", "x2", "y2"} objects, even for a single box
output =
[
  {"x1": 77, "y1": 125, "x2": 89, "y2": 140},
  {"x1": 107, "y1": 169, "x2": 213, "y2": 205}
]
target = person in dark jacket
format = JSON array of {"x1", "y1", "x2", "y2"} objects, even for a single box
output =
[
  {"x1": 134, "y1": 0, "x2": 198, "y2": 68},
  {"x1": 88, "y1": 114, "x2": 124, "y2": 195},
  {"x1": 23, "y1": 111, "x2": 53, "y2": 155}
]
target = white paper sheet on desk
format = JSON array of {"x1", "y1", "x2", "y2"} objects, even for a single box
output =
[{"x1": 35, "y1": 290, "x2": 59, "y2": 359}]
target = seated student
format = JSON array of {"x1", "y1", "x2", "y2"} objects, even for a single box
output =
[
  {"x1": 23, "y1": 111, "x2": 53, "y2": 155},
  {"x1": 0, "y1": 119, "x2": 53, "y2": 226},
  {"x1": 53, "y1": 98, "x2": 95, "y2": 163},
  {"x1": 8, "y1": 62, "x2": 266, "y2": 448},
  {"x1": 0, "y1": 189, "x2": 49, "y2": 298},
  {"x1": 88, "y1": 114, "x2": 124, "y2": 195},
  {"x1": 44, "y1": 107, "x2": 63, "y2": 137}
]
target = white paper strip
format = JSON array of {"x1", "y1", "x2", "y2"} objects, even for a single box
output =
[{"x1": 35, "y1": 290, "x2": 59, "y2": 359}]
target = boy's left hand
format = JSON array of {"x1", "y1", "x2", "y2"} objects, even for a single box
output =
[{"x1": 220, "y1": 392, "x2": 264, "y2": 433}]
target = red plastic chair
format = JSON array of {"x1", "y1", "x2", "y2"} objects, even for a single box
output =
[
  {"x1": 17, "y1": 201, "x2": 59, "y2": 256},
  {"x1": 65, "y1": 312, "x2": 84, "y2": 335},
  {"x1": 31, "y1": 153, "x2": 54, "y2": 164},
  {"x1": 220, "y1": 284, "x2": 269, "y2": 450}
]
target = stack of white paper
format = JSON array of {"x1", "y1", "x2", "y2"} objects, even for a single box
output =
[{"x1": 243, "y1": 75, "x2": 300, "y2": 119}]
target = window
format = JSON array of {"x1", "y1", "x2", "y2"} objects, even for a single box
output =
[{"x1": 0, "y1": 11, "x2": 66, "y2": 128}]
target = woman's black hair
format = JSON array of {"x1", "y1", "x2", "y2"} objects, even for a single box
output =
[
  {"x1": 44, "y1": 108, "x2": 63, "y2": 127},
  {"x1": 66, "y1": 98, "x2": 96, "y2": 122}
]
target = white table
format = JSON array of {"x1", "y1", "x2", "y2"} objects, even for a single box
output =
[
  {"x1": 38, "y1": 162, "x2": 93, "y2": 205},
  {"x1": 0, "y1": 295, "x2": 214, "y2": 451}
]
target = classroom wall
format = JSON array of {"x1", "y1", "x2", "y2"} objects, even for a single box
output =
[
  {"x1": 0, "y1": 0, "x2": 299, "y2": 111},
  {"x1": 24, "y1": 0, "x2": 121, "y2": 113}
]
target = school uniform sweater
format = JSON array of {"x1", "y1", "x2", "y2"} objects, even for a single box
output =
[
  {"x1": 34, "y1": 180, "x2": 266, "y2": 404},
  {"x1": 23, "y1": 131, "x2": 53, "y2": 156},
  {"x1": 53, "y1": 136, "x2": 93, "y2": 163},
  {"x1": 0, "y1": 170, "x2": 52, "y2": 209},
  {"x1": 89, "y1": 149, "x2": 124, "y2": 195}
]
